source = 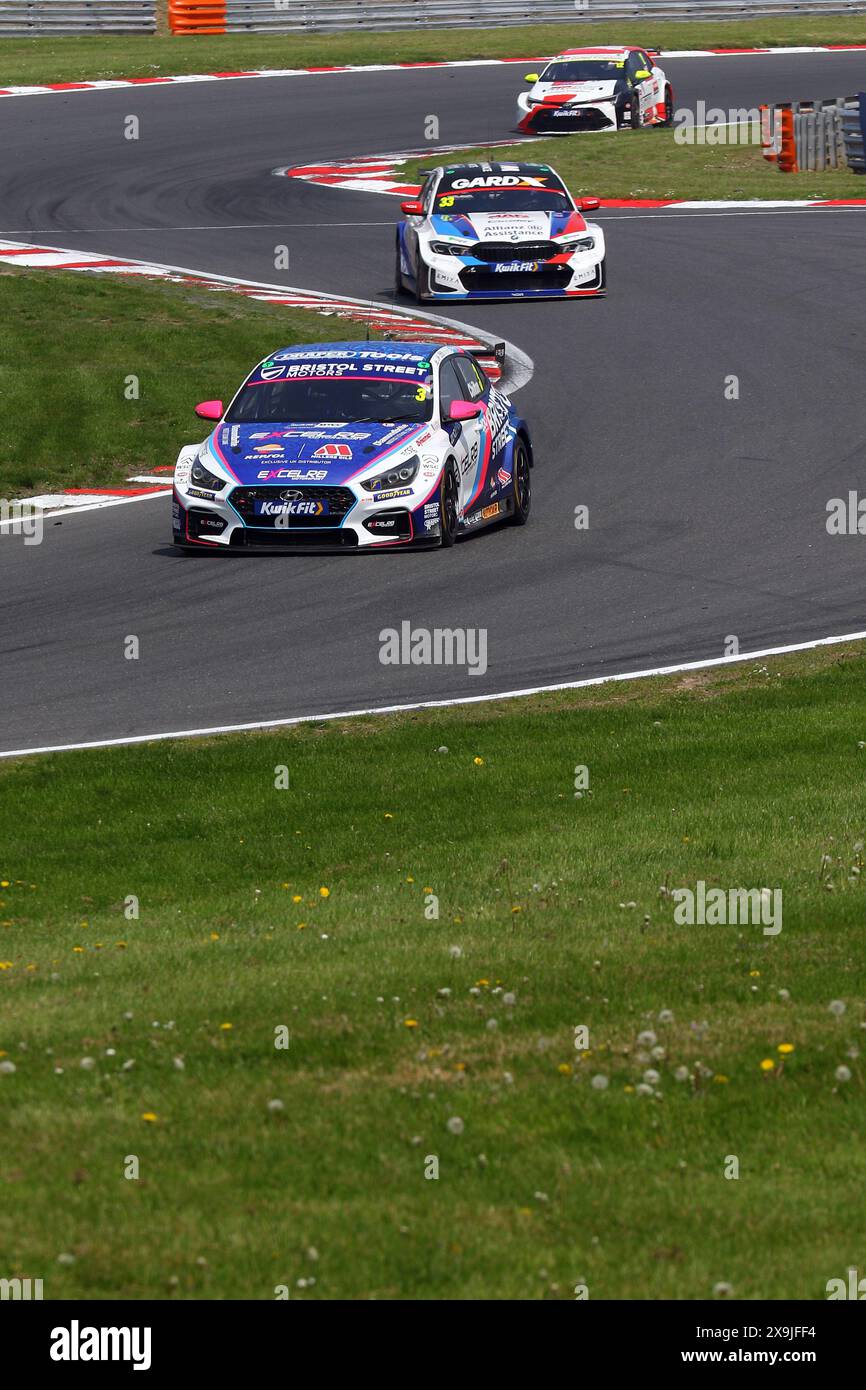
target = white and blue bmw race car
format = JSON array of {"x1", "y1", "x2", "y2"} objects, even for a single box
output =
[
  {"x1": 172, "y1": 341, "x2": 532, "y2": 551},
  {"x1": 395, "y1": 161, "x2": 605, "y2": 301}
]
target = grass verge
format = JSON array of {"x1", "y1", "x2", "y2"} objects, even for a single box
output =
[
  {"x1": 0, "y1": 18, "x2": 864, "y2": 88},
  {"x1": 402, "y1": 128, "x2": 866, "y2": 202},
  {"x1": 0, "y1": 269, "x2": 378, "y2": 495},
  {"x1": 1, "y1": 642, "x2": 865, "y2": 1299}
]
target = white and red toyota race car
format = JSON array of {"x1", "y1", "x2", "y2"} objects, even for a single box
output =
[{"x1": 517, "y1": 46, "x2": 673, "y2": 134}]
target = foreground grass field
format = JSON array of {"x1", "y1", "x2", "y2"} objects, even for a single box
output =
[
  {"x1": 0, "y1": 271, "x2": 368, "y2": 494},
  {"x1": 1, "y1": 643, "x2": 865, "y2": 1299},
  {"x1": 0, "y1": 16, "x2": 864, "y2": 87},
  {"x1": 402, "y1": 128, "x2": 866, "y2": 203}
]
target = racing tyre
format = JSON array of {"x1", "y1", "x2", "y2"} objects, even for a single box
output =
[
  {"x1": 394, "y1": 241, "x2": 404, "y2": 297},
  {"x1": 414, "y1": 254, "x2": 432, "y2": 303},
  {"x1": 659, "y1": 87, "x2": 674, "y2": 127},
  {"x1": 628, "y1": 95, "x2": 645, "y2": 130},
  {"x1": 510, "y1": 439, "x2": 532, "y2": 526},
  {"x1": 439, "y1": 460, "x2": 460, "y2": 547}
]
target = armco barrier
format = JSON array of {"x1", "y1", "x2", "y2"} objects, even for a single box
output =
[
  {"x1": 766, "y1": 92, "x2": 866, "y2": 172},
  {"x1": 0, "y1": 1, "x2": 155, "y2": 33},
  {"x1": 169, "y1": 1, "x2": 866, "y2": 36}
]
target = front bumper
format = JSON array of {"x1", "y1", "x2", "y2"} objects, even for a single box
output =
[
  {"x1": 517, "y1": 98, "x2": 620, "y2": 135},
  {"x1": 420, "y1": 244, "x2": 606, "y2": 301},
  {"x1": 172, "y1": 483, "x2": 442, "y2": 551}
]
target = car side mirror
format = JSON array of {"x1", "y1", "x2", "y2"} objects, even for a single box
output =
[
  {"x1": 448, "y1": 401, "x2": 483, "y2": 422},
  {"x1": 195, "y1": 400, "x2": 224, "y2": 421},
  {"x1": 524, "y1": 73, "x2": 540, "y2": 83},
  {"x1": 578, "y1": 197, "x2": 600, "y2": 212},
  {"x1": 400, "y1": 199, "x2": 424, "y2": 216},
  {"x1": 635, "y1": 69, "x2": 651, "y2": 79}
]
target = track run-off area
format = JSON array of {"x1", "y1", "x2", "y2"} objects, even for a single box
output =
[{"x1": 1, "y1": 47, "x2": 865, "y2": 753}]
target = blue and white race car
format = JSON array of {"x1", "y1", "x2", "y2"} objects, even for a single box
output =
[
  {"x1": 172, "y1": 341, "x2": 533, "y2": 551},
  {"x1": 395, "y1": 161, "x2": 605, "y2": 301}
]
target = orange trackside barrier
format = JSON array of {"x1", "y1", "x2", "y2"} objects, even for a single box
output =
[
  {"x1": 169, "y1": 1, "x2": 226, "y2": 33},
  {"x1": 777, "y1": 104, "x2": 798, "y2": 173},
  {"x1": 760, "y1": 105, "x2": 778, "y2": 162}
]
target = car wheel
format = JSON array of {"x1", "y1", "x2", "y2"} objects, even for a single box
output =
[
  {"x1": 510, "y1": 439, "x2": 532, "y2": 526},
  {"x1": 414, "y1": 254, "x2": 431, "y2": 303},
  {"x1": 439, "y1": 460, "x2": 460, "y2": 547},
  {"x1": 394, "y1": 240, "x2": 404, "y2": 297},
  {"x1": 659, "y1": 87, "x2": 674, "y2": 126},
  {"x1": 629, "y1": 95, "x2": 644, "y2": 130}
]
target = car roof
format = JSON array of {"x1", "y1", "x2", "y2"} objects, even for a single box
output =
[
  {"x1": 264, "y1": 341, "x2": 444, "y2": 363},
  {"x1": 556, "y1": 47, "x2": 634, "y2": 57},
  {"x1": 438, "y1": 161, "x2": 555, "y2": 176}
]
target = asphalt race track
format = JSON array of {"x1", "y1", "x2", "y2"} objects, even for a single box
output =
[{"x1": 1, "y1": 51, "x2": 865, "y2": 752}]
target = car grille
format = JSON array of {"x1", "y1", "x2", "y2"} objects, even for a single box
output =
[
  {"x1": 459, "y1": 265, "x2": 573, "y2": 292},
  {"x1": 532, "y1": 106, "x2": 615, "y2": 132},
  {"x1": 229, "y1": 485, "x2": 356, "y2": 528},
  {"x1": 471, "y1": 241, "x2": 559, "y2": 263}
]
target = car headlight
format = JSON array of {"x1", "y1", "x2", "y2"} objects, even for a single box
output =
[
  {"x1": 560, "y1": 235, "x2": 596, "y2": 252},
  {"x1": 429, "y1": 240, "x2": 475, "y2": 257},
  {"x1": 360, "y1": 454, "x2": 420, "y2": 494},
  {"x1": 189, "y1": 455, "x2": 227, "y2": 492}
]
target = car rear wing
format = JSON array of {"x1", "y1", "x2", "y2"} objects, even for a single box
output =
[{"x1": 468, "y1": 341, "x2": 506, "y2": 383}]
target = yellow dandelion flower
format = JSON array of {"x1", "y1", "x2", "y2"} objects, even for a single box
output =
[
  {"x1": 778, "y1": 1043, "x2": 794, "y2": 1054},
  {"x1": 220, "y1": 1023, "x2": 233, "y2": 1032},
  {"x1": 511, "y1": 905, "x2": 522, "y2": 914},
  {"x1": 558, "y1": 1063, "x2": 573, "y2": 1075},
  {"x1": 405, "y1": 876, "x2": 414, "y2": 884},
  {"x1": 749, "y1": 970, "x2": 760, "y2": 978},
  {"x1": 297, "y1": 922, "x2": 307, "y2": 930},
  {"x1": 0, "y1": 961, "x2": 13, "y2": 971},
  {"x1": 473, "y1": 756, "x2": 484, "y2": 765},
  {"x1": 760, "y1": 1058, "x2": 775, "y2": 1071},
  {"x1": 0, "y1": 881, "x2": 8, "y2": 888},
  {"x1": 384, "y1": 812, "x2": 393, "y2": 819},
  {"x1": 713, "y1": 1074, "x2": 729, "y2": 1084},
  {"x1": 281, "y1": 882, "x2": 290, "y2": 889},
  {"x1": 141, "y1": 1112, "x2": 158, "y2": 1123},
  {"x1": 209, "y1": 932, "x2": 219, "y2": 941},
  {"x1": 403, "y1": 1018, "x2": 418, "y2": 1029},
  {"x1": 319, "y1": 887, "x2": 330, "y2": 898},
  {"x1": 423, "y1": 886, "x2": 432, "y2": 893},
  {"x1": 623, "y1": 1084, "x2": 635, "y2": 1093},
  {"x1": 477, "y1": 979, "x2": 489, "y2": 986},
  {"x1": 454, "y1": 1062, "x2": 466, "y2": 1071},
  {"x1": 73, "y1": 946, "x2": 84, "y2": 954},
  {"x1": 25, "y1": 964, "x2": 37, "y2": 971},
  {"x1": 115, "y1": 941, "x2": 127, "y2": 949},
  {"x1": 292, "y1": 894, "x2": 302, "y2": 903}
]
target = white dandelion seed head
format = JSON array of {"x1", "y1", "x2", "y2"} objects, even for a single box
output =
[
  {"x1": 79, "y1": 1057, "x2": 96, "y2": 1071},
  {"x1": 658, "y1": 1009, "x2": 674, "y2": 1024},
  {"x1": 637, "y1": 1030, "x2": 657, "y2": 1048},
  {"x1": 829, "y1": 999, "x2": 847, "y2": 1016},
  {"x1": 674, "y1": 1066, "x2": 690, "y2": 1082},
  {"x1": 449, "y1": 945, "x2": 463, "y2": 959},
  {"x1": 636, "y1": 1083, "x2": 653, "y2": 1096},
  {"x1": 643, "y1": 1069, "x2": 660, "y2": 1085},
  {"x1": 713, "y1": 1281, "x2": 733, "y2": 1298},
  {"x1": 267, "y1": 1099, "x2": 284, "y2": 1112},
  {"x1": 446, "y1": 1116, "x2": 464, "y2": 1136},
  {"x1": 835, "y1": 1065, "x2": 852, "y2": 1083},
  {"x1": 591, "y1": 1074, "x2": 609, "y2": 1091}
]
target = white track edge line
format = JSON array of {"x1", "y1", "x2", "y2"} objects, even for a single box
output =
[{"x1": 3, "y1": 628, "x2": 864, "y2": 760}]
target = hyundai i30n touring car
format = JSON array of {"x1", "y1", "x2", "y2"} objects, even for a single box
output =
[
  {"x1": 517, "y1": 47, "x2": 673, "y2": 134},
  {"x1": 395, "y1": 161, "x2": 605, "y2": 300},
  {"x1": 172, "y1": 342, "x2": 533, "y2": 551}
]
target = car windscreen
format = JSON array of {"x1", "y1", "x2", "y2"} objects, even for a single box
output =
[
  {"x1": 541, "y1": 60, "x2": 623, "y2": 81},
  {"x1": 226, "y1": 374, "x2": 433, "y2": 424},
  {"x1": 435, "y1": 177, "x2": 571, "y2": 214}
]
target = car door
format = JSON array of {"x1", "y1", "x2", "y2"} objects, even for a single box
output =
[
  {"x1": 628, "y1": 50, "x2": 656, "y2": 123},
  {"x1": 438, "y1": 356, "x2": 481, "y2": 516}
]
